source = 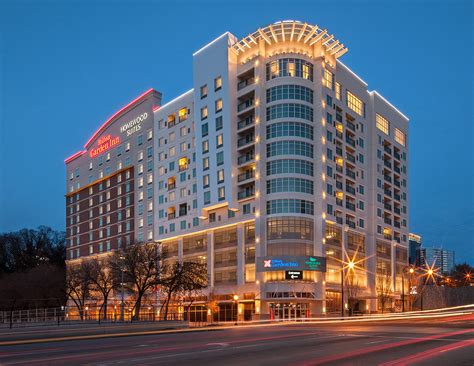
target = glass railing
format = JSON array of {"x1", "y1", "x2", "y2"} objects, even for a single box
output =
[
  {"x1": 237, "y1": 77, "x2": 255, "y2": 91},
  {"x1": 346, "y1": 202, "x2": 356, "y2": 211},
  {"x1": 346, "y1": 170, "x2": 356, "y2": 179},
  {"x1": 237, "y1": 153, "x2": 254, "y2": 165},
  {"x1": 238, "y1": 190, "x2": 255, "y2": 200},
  {"x1": 346, "y1": 186, "x2": 356, "y2": 195},
  {"x1": 238, "y1": 135, "x2": 254, "y2": 147},
  {"x1": 238, "y1": 116, "x2": 255, "y2": 130},
  {"x1": 237, "y1": 99, "x2": 254, "y2": 112},
  {"x1": 238, "y1": 171, "x2": 255, "y2": 182},
  {"x1": 347, "y1": 121, "x2": 356, "y2": 132}
]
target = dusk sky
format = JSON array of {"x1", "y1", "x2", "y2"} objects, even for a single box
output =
[{"x1": 0, "y1": 0, "x2": 472, "y2": 263}]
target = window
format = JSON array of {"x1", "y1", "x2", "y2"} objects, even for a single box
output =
[
  {"x1": 218, "y1": 187, "x2": 225, "y2": 201},
  {"x1": 335, "y1": 82, "x2": 341, "y2": 100},
  {"x1": 203, "y1": 174, "x2": 210, "y2": 188},
  {"x1": 267, "y1": 159, "x2": 313, "y2": 176},
  {"x1": 266, "y1": 199, "x2": 314, "y2": 215},
  {"x1": 267, "y1": 217, "x2": 314, "y2": 240},
  {"x1": 346, "y1": 91, "x2": 364, "y2": 116},
  {"x1": 215, "y1": 98, "x2": 222, "y2": 112},
  {"x1": 216, "y1": 134, "x2": 223, "y2": 148},
  {"x1": 243, "y1": 203, "x2": 251, "y2": 214},
  {"x1": 200, "y1": 84, "x2": 207, "y2": 98},
  {"x1": 266, "y1": 103, "x2": 313, "y2": 122},
  {"x1": 215, "y1": 116, "x2": 223, "y2": 130},
  {"x1": 266, "y1": 140, "x2": 313, "y2": 158},
  {"x1": 214, "y1": 76, "x2": 222, "y2": 91},
  {"x1": 266, "y1": 121, "x2": 313, "y2": 140},
  {"x1": 266, "y1": 85, "x2": 313, "y2": 104},
  {"x1": 202, "y1": 140, "x2": 209, "y2": 153},
  {"x1": 178, "y1": 107, "x2": 187, "y2": 122},
  {"x1": 201, "y1": 123, "x2": 208, "y2": 137},
  {"x1": 147, "y1": 129, "x2": 153, "y2": 140},
  {"x1": 180, "y1": 126, "x2": 187, "y2": 137},
  {"x1": 217, "y1": 169, "x2": 224, "y2": 183},
  {"x1": 203, "y1": 157, "x2": 209, "y2": 170},
  {"x1": 266, "y1": 58, "x2": 313, "y2": 81},
  {"x1": 178, "y1": 157, "x2": 188, "y2": 171},
  {"x1": 322, "y1": 69, "x2": 333, "y2": 89},
  {"x1": 201, "y1": 106, "x2": 208, "y2": 120},
  {"x1": 267, "y1": 178, "x2": 314, "y2": 194},
  {"x1": 204, "y1": 191, "x2": 211, "y2": 204},
  {"x1": 216, "y1": 151, "x2": 224, "y2": 166},
  {"x1": 376, "y1": 114, "x2": 390, "y2": 135},
  {"x1": 394, "y1": 128, "x2": 406, "y2": 146},
  {"x1": 180, "y1": 142, "x2": 187, "y2": 152}
]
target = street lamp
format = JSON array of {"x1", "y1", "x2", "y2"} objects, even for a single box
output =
[
  {"x1": 401, "y1": 267, "x2": 415, "y2": 312},
  {"x1": 233, "y1": 294, "x2": 239, "y2": 325},
  {"x1": 341, "y1": 260, "x2": 355, "y2": 317}
]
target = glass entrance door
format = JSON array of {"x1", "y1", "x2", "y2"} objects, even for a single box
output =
[{"x1": 270, "y1": 303, "x2": 309, "y2": 320}]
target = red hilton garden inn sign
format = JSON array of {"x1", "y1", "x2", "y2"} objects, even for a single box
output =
[{"x1": 89, "y1": 135, "x2": 120, "y2": 158}]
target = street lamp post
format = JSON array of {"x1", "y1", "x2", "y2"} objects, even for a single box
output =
[
  {"x1": 401, "y1": 267, "x2": 414, "y2": 313},
  {"x1": 341, "y1": 260, "x2": 355, "y2": 318},
  {"x1": 233, "y1": 294, "x2": 239, "y2": 325}
]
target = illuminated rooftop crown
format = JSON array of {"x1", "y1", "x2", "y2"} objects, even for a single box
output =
[{"x1": 230, "y1": 20, "x2": 348, "y2": 59}]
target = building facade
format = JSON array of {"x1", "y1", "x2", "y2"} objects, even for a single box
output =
[
  {"x1": 65, "y1": 21, "x2": 410, "y2": 319},
  {"x1": 408, "y1": 233, "x2": 422, "y2": 266},
  {"x1": 417, "y1": 248, "x2": 455, "y2": 274}
]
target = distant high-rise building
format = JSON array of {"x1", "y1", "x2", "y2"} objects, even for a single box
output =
[
  {"x1": 408, "y1": 233, "x2": 422, "y2": 265},
  {"x1": 417, "y1": 247, "x2": 455, "y2": 274}
]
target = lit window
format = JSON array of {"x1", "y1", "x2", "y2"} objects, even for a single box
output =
[
  {"x1": 335, "y1": 82, "x2": 341, "y2": 100},
  {"x1": 394, "y1": 128, "x2": 406, "y2": 146},
  {"x1": 218, "y1": 187, "x2": 225, "y2": 201},
  {"x1": 287, "y1": 61, "x2": 296, "y2": 76},
  {"x1": 169, "y1": 146, "x2": 176, "y2": 157},
  {"x1": 216, "y1": 134, "x2": 223, "y2": 148},
  {"x1": 322, "y1": 69, "x2": 333, "y2": 89},
  {"x1": 201, "y1": 106, "x2": 208, "y2": 120},
  {"x1": 203, "y1": 157, "x2": 209, "y2": 170},
  {"x1": 376, "y1": 114, "x2": 390, "y2": 135},
  {"x1": 203, "y1": 174, "x2": 210, "y2": 188},
  {"x1": 202, "y1": 140, "x2": 209, "y2": 153},
  {"x1": 215, "y1": 98, "x2": 222, "y2": 112},
  {"x1": 217, "y1": 169, "x2": 224, "y2": 183},
  {"x1": 180, "y1": 126, "x2": 187, "y2": 137},
  {"x1": 180, "y1": 142, "x2": 187, "y2": 152},
  {"x1": 200, "y1": 84, "x2": 207, "y2": 98},
  {"x1": 270, "y1": 62, "x2": 279, "y2": 78},
  {"x1": 178, "y1": 157, "x2": 188, "y2": 171},
  {"x1": 346, "y1": 91, "x2": 364, "y2": 116},
  {"x1": 214, "y1": 76, "x2": 222, "y2": 91},
  {"x1": 178, "y1": 108, "x2": 187, "y2": 122}
]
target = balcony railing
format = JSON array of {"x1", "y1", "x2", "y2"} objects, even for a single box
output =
[
  {"x1": 237, "y1": 77, "x2": 255, "y2": 91},
  {"x1": 394, "y1": 193, "x2": 401, "y2": 201},
  {"x1": 336, "y1": 181, "x2": 343, "y2": 190},
  {"x1": 346, "y1": 170, "x2": 356, "y2": 179},
  {"x1": 345, "y1": 136, "x2": 356, "y2": 147},
  {"x1": 336, "y1": 217, "x2": 343, "y2": 225},
  {"x1": 237, "y1": 116, "x2": 254, "y2": 130},
  {"x1": 347, "y1": 121, "x2": 356, "y2": 132},
  {"x1": 336, "y1": 198, "x2": 343, "y2": 207},
  {"x1": 346, "y1": 186, "x2": 356, "y2": 195},
  {"x1": 384, "y1": 146, "x2": 392, "y2": 154},
  {"x1": 384, "y1": 160, "x2": 392, "y2": 169},
  {"x1": 336, "y1": 147, "x2": 343, "y2": 156},
  {"x1": 237, "y1": 99, "x2": 254, "y2": 112},
  {"x1": 384, "y1": 203, "x2": 392, "y2": 211},
  {"x1": 394, "y1": 180, "x2": 401, "y2": 187},
  {"x1": 384, "y1": 175, "x2": 392, "y2": 183},
  {"x1": 168, "y1": 213, "x2": 176, "y2": 220},
  {"x1": 238, "y1": 190, "x2": 255, "y2": 200},
  {"x1": 237, "y1": 153, "x2": 254, "y2": 165},
  {"x1": 394, "y1": 221, "x2": 401, "y2": 228},
  {"x1": 384, "y1": 189, "x2": 392, "y2": 197},
  {"x1": 238, "y1": 170, "x2": 255, "y2": 182},
  {"x1": 346, "y1": 220, "x2": 356, "y2": 229},
  {"x1": 168, "y1": 183, "x2": 176, "y2": 191},
  {"x1": 347, "y1": 154, "x2": 356, "y2": 163},
  {"x1": 384, "y1": 218, "x2": 392, "y2": 225},
  {"x1": 346, "y1": 202, "x2": 356, "y2": 211},
  {"x1": 394, "y1": 152, "x2": 401, "y2": 160},
  {"x1": 394, "y1": 207, "x2": 401, "y2": 215},
  {"x1": 394, "y1": 166, "x2": 401, "y2": 174},
  {"x1": 238, "y1": 135, "x2": 254, "y2": 147}
]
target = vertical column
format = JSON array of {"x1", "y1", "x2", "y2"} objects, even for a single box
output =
[
  {"x1": 178, "y1": 238, "x2": 183, "y2": 263},
  {"x1": 237, "y1": 223, "x2": 245, "y2": 285},
  {"x1": 207, "y1": 231, "x2": 214, "y2": 288}
]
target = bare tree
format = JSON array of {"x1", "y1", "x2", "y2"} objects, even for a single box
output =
[
  {"x1": 160, "y1": 261, "x2": 207, "y2": 320},
  {"x1": 85, "y1": 258, "x2": 115, "y2": 320},
  {"x1": 376, "y1": 271, "x2": 393, "y2": 313},
  {"x1": 109, "y1": 242, "x2": 160, "y2": 321},
  {"x1": 65, "y1": 262, "x2": 92, "y2": 320},
  {"x1": 345, "y1": 271, "x2": 362, "y2": 316}
]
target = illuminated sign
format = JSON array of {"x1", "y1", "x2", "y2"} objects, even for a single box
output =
[
  {"x1": 285, "y1": 270, "x2": 303, "y2": 280},
  {"x1": 120, "y1": 112, "x2": 148, "y2": 136},
  {"x1": 256, "y1": 256, "x2": 326, "y2": 272},
  {"x1": 89, "y1": 135, "x2": 120, "y2": 158}
]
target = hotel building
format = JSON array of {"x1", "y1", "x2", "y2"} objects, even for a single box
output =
[{"x1": 65, "y1": 21, "x2": 409, "y2": 320}]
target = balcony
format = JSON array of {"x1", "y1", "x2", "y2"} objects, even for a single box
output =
[
  {"x1": 394, "y1": 221, "x2": 401, "y2": 229},
  {"x1": 394, "y1": 207, "x2": 401, "y2": 215},
  {"x1": 384, "y1": 160, "x2": 392, "y2": 169},
  {"x1": 237, "y1": 98, "x2": 254, "y2": 113},
  {"x1": 336, "y1": 180, "x2": 343, "y2": 190},
  {"x1": 347, "y1": 121, "x2": 356, "y2": 132},
  {"x1": 394, "y1": 152, "x2": 401, "y2": 160},
  {"x1": 346, "y1": 170, "x2": 356, "y2": 179},
  {"x1": 336, "y1": 113, "x2": 343, "y2": 123},
  {"x1": 168, "y1": 212, "x2": 176, "y2": 220},
  {"x1": 384, "y1": 175, "x2": 392, "y2": 183},
  {"x1": 237, "y1": 116, "x2": 255, "y2": 130},
  {"x1": 336, "y1": 165, "x2": 343, "y2": 173},
  {"x1": 384, "y1": 146, "x2": 392, "y2": 154},
  {"x1": 238, "y1": 189, "x2": 255, "y2": 200},
  {"x1": 346, "y1": 154, "x2": 356, "y2": 164},
  {"x1": 384, "y1": 218, "x2": 392, "y2": 225},
  {"x1": 346, "y1": 219, "x2": 356, "y2": 229},
  {"x1": 237, "y1": 153, "x2": 254, "y2": 166},
  {"x1": 336, "y1": 131, "x2": 343, "y2": 140},
  {"x1": 345, "y1": 136, "x2": 356, "y2": 147},
  {"x1": 384, "y1": 189, "x2": 392, "y2": 197},
  {"x1": 394, "y1": 193, "x2": 401, "y2": 201},
  {"x1": 336, "y1": 147, "x2": 343, "y2": 156},
  {"x1": 336, "y1": 198, "x2": 343, "y2": 207},
  {"x1": 384, "y1": 203, "x2": 392, "y2": 211},
  {"x1": 346, "y1": 202, "x2": 356, "y2": 211},
  {"x1": 394, "y1": 180, "x2": 401, "y2": 188},
  {"x1": 237, "y1": 77, "x2": 255, "y2": 91},
  {"x1": 168, "y1": 183, "x2": 176, "y2": 191},
  {"x1": 238, "y1": 170, "x2": 255, "y2": 182},
  {"x1": 394, "y1": 166, "x2": 401, "y2": 174},
  {"x1": 238, "y1": 134, "x2": 254, "y2": 148},
  {"x1": 346, "y1": 185, "x2": 356, "y2": 195},
  {"x1": 336, "y1": 217, "x2": 343, "y2": 225}
]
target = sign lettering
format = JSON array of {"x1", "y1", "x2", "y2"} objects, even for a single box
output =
[
  {"x1": 89, "y1": 135, "x2": 120, "y2": 158},
  {"x1": 120, "y1": 112, "x2": 148, "y2": 136}
]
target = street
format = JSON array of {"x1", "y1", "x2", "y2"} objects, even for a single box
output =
[{"x1": 0, "y1": 313, "x2": 473, "y2": 365}]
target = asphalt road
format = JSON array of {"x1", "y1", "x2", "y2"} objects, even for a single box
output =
[{"x1": 0, "y1": 314, "x2": 473, "y2": 365}]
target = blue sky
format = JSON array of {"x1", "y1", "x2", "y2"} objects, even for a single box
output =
[{"x1": 0, "y1": 0, "x2": 472, "y2": 263}]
